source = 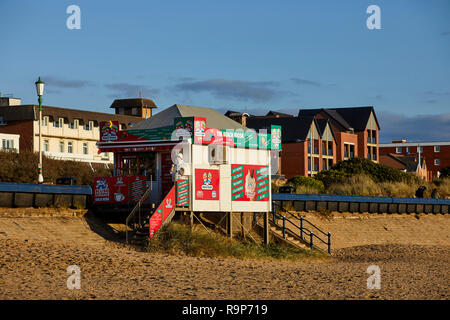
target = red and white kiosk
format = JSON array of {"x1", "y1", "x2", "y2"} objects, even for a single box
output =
[{"x1": 94, "y1": 111, "x2": 281, "y2": 239}]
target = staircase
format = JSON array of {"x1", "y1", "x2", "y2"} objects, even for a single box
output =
[
  {"x1": 125, "y1": 185, "x2": 177, "y2": 244},
  {"x1": 261, "y1": 201, "x2": 332, "y2": 254}
]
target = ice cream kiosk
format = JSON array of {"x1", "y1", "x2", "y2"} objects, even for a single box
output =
[{"x1": 94, "y1": 108, "x2": 281, "y2": 240}]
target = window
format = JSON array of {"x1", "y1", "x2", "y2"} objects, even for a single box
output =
[
  {"x1": 396, "y1": 147, "x2": 402, "y2": 154},
  {"x1": 44, "y1": 140, "x2": 49, "y2": 152},
  {"x1": 59, "y1": 141, "x2": 64, "y2": 153},
  {"x1": 84, "y1": 121, "x2": 93, "y2": 131},
  {"x1": 83, "y1": 143, "x2": 88, "y2": 155},
  {"x1": 434, "y1": 159, "x2": 440, "y2": 166},
  {"x1": 418, "y1": 146, "x2": 423, "y2": 153},
  {"x1": 69, "y1": 120, "x2": 79, "y2": 129},
  {"x1": 68, "y1": 141, "x2": 73, "y2": 153},
  {"x1": 406, "y1": 147, "x2": 410, "y2": 154},
  {"x1": 434, "y1": 146, "x2": 440, "y2": 153},
  {"x1": 54, "y1": 118, "x2": 64, "y2": 128},
  {"x1": 0, "y1": 116, "x2": 5, "y2": 125},
  {"x1": 42, "y1": 116, "x2": 48, "y2": 126},
  {"x1": 2, "y1": 139, "x2": 14, "y2": 150}
]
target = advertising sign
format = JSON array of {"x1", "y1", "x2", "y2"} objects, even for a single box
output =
[
  {"x1": 99, "y1": 121, "x2": 119, "y2": 142},
  {"x1": 149, "y1": 186, "x2": 175, "y2": 238},
  {"x1": 271, "y1": 125, "x2": 282, "y2": 150},
  {"x1": 195, "y1": 168, "x2": 220, "y2": 200},
  {"x1": 176, "y1": 178, "x2": 189, "y2": 207},
  {"x1": 231, "y1": 164, "x2": 269, "y2": 201},
  {"x1": 93, "y1": 176, "x2": 146, "y2": 203}
]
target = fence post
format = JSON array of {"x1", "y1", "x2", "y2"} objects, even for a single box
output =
[
  {"x1": 282, "y1": 216, "x2": 286, "y2": 238},
  {"x1": 310, "y1": 232, "x2": 314, "y2": 250},
  {"x1": 328, "y1": 232, "x2": 331, "y2": 254},
  {"x1": 300, "y1": 216, "x2": 303, "y2": 240}
]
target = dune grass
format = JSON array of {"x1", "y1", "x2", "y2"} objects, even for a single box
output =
[{"x1": 146, "y1": 222, "x2": 326, "y2": 261}]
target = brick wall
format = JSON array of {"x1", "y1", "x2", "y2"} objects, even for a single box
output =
[{"x1": 0, "y1": 120, "x2": 33, "y2": 151}]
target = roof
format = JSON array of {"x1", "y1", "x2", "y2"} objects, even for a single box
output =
[
  {"x1": 131, "y1": 104, "x2": 247, "y2": 130},
  {"x1": 246, "y1": 116, "x2": 315, "y2": 143},
  {"x1": 265, "y1": 110, "x2": 294, "y2": 117},
  {"x1": 298, "y1": 106, "x2": 379, "y2": 132},
  {"x1": 110, "y1": 98, "x2": 157, "y2": 109},
  {"x1": 224, "y1": 110, "x2": 252, "y2": 117},
  {"x1": 380, "y1": 141, "x2": 450, "y2": 147},
  {"x1": 385, "y1": 154, "x2": 426, "y2": 172},
  {"x1": 0, "y1": 105, "x2": 142, "y2": 128}
]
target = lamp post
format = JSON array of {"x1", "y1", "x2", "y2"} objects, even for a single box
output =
[{"x1": 35, "y1": 77, "x2": 45, "y2": 184}]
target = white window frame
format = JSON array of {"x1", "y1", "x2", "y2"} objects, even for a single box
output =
[
  {"x1": 59, "y1": 141, "x2": 64, "y2": 153},
  {"x1": 68, "y1": 141, "x2": 73, "y2": 153},
  {"x1": 83, "y1": 142, "x2": 88, "y2": 155},
  {"x1": 396, "y1": 147, "x2": 402, "y2": 154},
  {"x1": 44, "y1": 140, "x2": 49, "y2": 152},
  {"x1": 434, "y1": 146, "x2": 440, "y2": 153},
  {"x1": 434, "y1": 159, "x2": 440, "y2": 166},
  {"x1": 42, "y1": 116, "x2": 49, "y2": 126}
]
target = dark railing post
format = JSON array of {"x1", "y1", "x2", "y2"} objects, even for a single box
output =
[
  {"x1": 328, "y1": 232, "x2": 331, "y2": 254},
  {"x1": 310, "y1": 232, "x2": 314, "y2": 250},
  {"x1": 282, "y1": 216, "x2": 286, "y2": 238},
  {"x1": 300, "y1": 216, "x2": 303, "y2": 240}
]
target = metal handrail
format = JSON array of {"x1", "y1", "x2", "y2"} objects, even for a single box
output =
[
  {"x1": 126, "y1": 177, "x2": 152, "y2": 244},
  {"x1": 272, "y1": 202, "x2": 331, "y2": 253},
  {"x1": 273, "y1": 202, "x2": 328, "y2": 237}
]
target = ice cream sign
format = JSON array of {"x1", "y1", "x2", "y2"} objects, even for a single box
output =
[{"x1": 231, "y1": 164, "x2": 269, "y2": 201}]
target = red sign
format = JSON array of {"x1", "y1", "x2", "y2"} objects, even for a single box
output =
[
  {"x1": 149, "y1": 186, "x2": 175, "y2": 238},
  {"x1": 99, "y1": 121, "x2": 119, "y2": 142},
  {"x1": 231, "y1": 164, "x2": 269, "y2": 202},
  {"x1": 195, "y1": 168, "x2": 220, "y2": 200},
  {"x1": 93, "y1": 176, "x2": 146, "y2": 203}
]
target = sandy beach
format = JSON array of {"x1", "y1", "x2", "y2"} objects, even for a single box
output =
[{"x1": 0, "y1": 210, "x2": 448, "y2": 300}]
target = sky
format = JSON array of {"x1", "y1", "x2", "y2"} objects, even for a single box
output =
[{"x1": 0, "y1": 0, "x2": 449, "y2": 142}]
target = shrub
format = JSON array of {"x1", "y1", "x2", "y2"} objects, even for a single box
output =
[
  {"x1": 0, "y1": 150, "x2": 112, "y2": 185},
  {"x1": 439, "y1": 167, "x2": 450, "y2": 179},
  {"x1": 286, "y1": 175, "x2": 325, "y2": 193},
  {"x1": 314, "y1": 170, "x2": 350, "y2": 188}
]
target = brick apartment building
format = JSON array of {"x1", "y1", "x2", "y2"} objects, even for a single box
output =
[
  {"x1": 0, "y1": 98, "x2": 154, "y2": 165},
  {"x1": 241, "y1": 106, "x2": 380, "y2": 179},
  {"x1": 379, "y1": 140, "x2": 450, "y2": 180}
]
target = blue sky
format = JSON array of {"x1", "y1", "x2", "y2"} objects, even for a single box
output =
[{"x1": 1, "y1": 0, "x2": 449, "y2": 142}]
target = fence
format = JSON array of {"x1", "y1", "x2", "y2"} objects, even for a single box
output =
[
  {"x1": 0, "y1": 182, "x2": 92, "y2": 208},
  {"x1": 272, "y1": 193, "x2": 450, "y2": 214}
]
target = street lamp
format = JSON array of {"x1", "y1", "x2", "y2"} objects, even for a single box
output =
[{"x1": 35, "y1": 77, "x2": 45, "y2": 184}]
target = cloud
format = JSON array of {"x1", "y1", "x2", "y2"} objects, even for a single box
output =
[
  {"x1": 290, "y1": 77, "x2": 321, "y2": 87},
  {"x1": 105, "y1": 83, "x2": 160, "y2": 98},
  {"x1": 441, "y1": 31, "x2": 450, "y2": 36},
  {"x1": 43, "y1": 76, "x2": 94, "y2": 88},
  {"x1": 173, "y1": 78, "x2": 282, "y2": 103},
  {"x1": 378, "y1": 111, "x2": 450, "y2": 143}
]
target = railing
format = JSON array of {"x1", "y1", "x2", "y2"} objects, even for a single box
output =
[
  {"x1": 125, "y1": 180, "x2": 153, "y2": 244},
  {"x1": 272, "y1": 201, "x2": 331, "y2": 254}
]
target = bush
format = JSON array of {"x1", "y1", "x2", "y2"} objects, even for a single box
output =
[
  {"x1": 439, "y1": 167, "x2": 450, "y2": 179},
  {"x1": 327, "y1": 175, "x2": 383, "y2": 196},
  {"x1": 286, "y1": 176, "x2": 325, "y2": 193},
  {"x1": 330, "y1": 158, "x2": 419, "y2": 184},
  {"x1": 0, "y1": 150, "x2": 112, "y2": 185},
  {"x1": 314, "y1": 170, "x2": 350, "y2": 188}
]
